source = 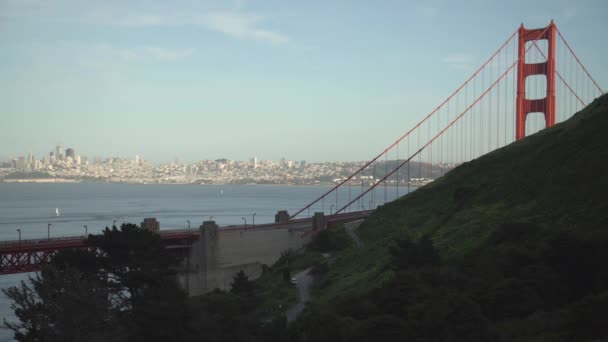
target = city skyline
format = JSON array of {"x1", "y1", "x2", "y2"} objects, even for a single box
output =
[
  {"x1": 1, "y1": 141, "x2": 451, "y2": 187},
  {"x1": 1, "y1": 143, "x2": 342, "y2": 164},
  {"x1": 2, "y1": 1, "x2": 607, "y2": 162}
]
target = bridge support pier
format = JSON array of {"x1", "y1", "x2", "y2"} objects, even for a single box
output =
[
  {"x1": 200, "y1": 221, "x2": 218, "y2": 288},
  {"x1": 183, "y1": 220, "x2": 218, "y2": 294},
  {"x1": 275, "y1": 210, "x2": 290, "y2": 223},
  {"x1": 313, "y1": 212, "x2": 327, "y2": 230},
  {"x1": 141, "y1": 218, "x2": 160, "y2": 233}
]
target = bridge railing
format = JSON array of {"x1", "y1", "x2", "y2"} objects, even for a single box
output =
[{"x1": 0, "y1": 235, "x2": 87, "y2": 248}]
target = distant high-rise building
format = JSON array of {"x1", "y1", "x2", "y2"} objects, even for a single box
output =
[
  {"x1": 65, "y1": 148, "x2": 75, "y2": 158},
  {"x1": 300, "y1": 160, "x2": 306, "y2": 168},
  {"x1": 136, "y1": 155, "x2": 144, "y2": 166},
  {"x1": 75, "y1": 155, "x2": 81, "y2": 165},
  {"x1": 16, "y1": 157, "x2": 26, "y2": 170},
  {"x1": 250, "y1": 157, "x2": 258, "y2": 169},
  {"x1": 55, "y1": 145, "x2": 62, "y2": 161}
]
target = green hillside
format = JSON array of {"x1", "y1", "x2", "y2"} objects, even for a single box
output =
[
  {"x1": 288, "y1": 94, "x2": 608, "y2": 341},
  {"x1": 368, "y1": 92, "x2": 607, "y2": 253}
]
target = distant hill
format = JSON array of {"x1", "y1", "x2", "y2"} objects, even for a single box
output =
[{"x1": 288, "y1": 94, "x2": 608, "y2": 341}]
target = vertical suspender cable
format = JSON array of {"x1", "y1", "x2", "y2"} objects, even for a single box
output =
[
  {"x1": 497, "y1": 49, "x2": 500, "y2": 148},
  {"x1": 384, "y1": 152, "x2": 387, "y2": 204},
  {"x1": 490, "y1": 58, "x2": 493, "y2": 150},
  {"x1": 396, "y1": 143, "x2": 399, "y2": 199}
]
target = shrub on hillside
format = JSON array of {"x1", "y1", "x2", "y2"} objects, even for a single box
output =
[
  {"x1": 389, "y1": 235, "x2": 440, "y2": 270},
  {"x1": 309, "y1": 227, "x2": 351, "y2": 252}
]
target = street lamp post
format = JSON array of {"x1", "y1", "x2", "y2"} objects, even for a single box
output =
[
  {"x1": 16, "y1": 228, "x2": 21, "y2": 244},
  {"x1": 187, "y1": 220, "x2": 191, "y2": 230},
  {"x1": 83, "y1": 225, "x2": 88, "y2": 236},
  {"x1": 47, "y1": 223, "x2": 52, "y2": 240},
  {"x1": 252, "y1": 213, "x2": 256, "y2": 226},
  {"x1": 242, "y1": 217, "x2": 246, "y2": 228}
]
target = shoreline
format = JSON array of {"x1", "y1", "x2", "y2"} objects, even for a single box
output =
[
  {"x1": 2, "y1": 178, "x2": 79, "y2": 183},
  {"x1": 0, "y1": 179, "x2": 428, "y2": 187},
  {"x1": 1, "y1": 179, "x2": 333, "y2": 186}
]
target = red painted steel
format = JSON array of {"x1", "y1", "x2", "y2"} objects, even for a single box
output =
[
  {"x1": 0, "y1": 230, "x2": 199, "y2": 275},
  {"x1": 527, "y1": 30, "x2": 601, "y2": 107},
  {"x1": 516, "y1": 21, "x2": 556, "y2": 140}
]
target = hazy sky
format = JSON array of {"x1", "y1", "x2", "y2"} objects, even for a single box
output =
[{"x1": 1, "y1": 0, "x2": 607, "y2": 162}]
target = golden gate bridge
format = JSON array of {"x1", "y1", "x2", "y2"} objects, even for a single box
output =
[{"x1": 1, "y1": 21, "x2": 604, "y2": 275}]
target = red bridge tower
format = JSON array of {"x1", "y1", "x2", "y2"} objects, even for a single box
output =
[{"x1": 516, "y1": 20, "x2": 556, "y2": 140}]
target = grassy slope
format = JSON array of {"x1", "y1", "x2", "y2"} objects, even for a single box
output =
[{"x1": 311, "y1": 93, "x2": 608, "y2": 303}]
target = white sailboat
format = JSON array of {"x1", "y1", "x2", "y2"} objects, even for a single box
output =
[{"x1": 55, "y1": 208, "x2": 60, "y2": 216}]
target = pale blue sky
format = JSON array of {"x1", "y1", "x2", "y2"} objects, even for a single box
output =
[{"x1": 1, "y1": 0, "x2": 607, "y2": 162}]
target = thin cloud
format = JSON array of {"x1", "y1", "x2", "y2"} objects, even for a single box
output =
[
  {"x1": 201, "y1": 12, "x2": 289, "y2": 44},
  {"x1": 76, "y1": 44, "x2": 195, "y2": 64},
  {"x1": 1, "y1": 2, "x2": 289, "y2": 45},
  {"x1": 103, "y1": 11, "x2": 289, "y2": 45},
  {"x1": 21, "y1": 41, "x2": 195, "y2": 68}
]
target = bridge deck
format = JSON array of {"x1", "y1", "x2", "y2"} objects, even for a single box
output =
[{"x1": 0, "y1": 211, "x2": 370, "y2": 275}]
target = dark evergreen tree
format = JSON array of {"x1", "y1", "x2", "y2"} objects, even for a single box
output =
[
  {"x1": 230, "y1": 270, "x2": 255, "y2": 297},
  {"x1": 2, "y1": 265, "x2": 126, "y2": 341},
  {"x1": 3, "y1": 223, "x2": 189, "y2": 342}
]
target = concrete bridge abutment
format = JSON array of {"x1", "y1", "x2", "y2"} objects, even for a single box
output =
[{"x1": 183, "y1": 218, "x2": 313, "y2": 296}]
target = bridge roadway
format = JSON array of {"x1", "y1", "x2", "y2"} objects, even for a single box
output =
[{"x1": 0, "y1": 211, "x2": 370, "y2": 276}]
